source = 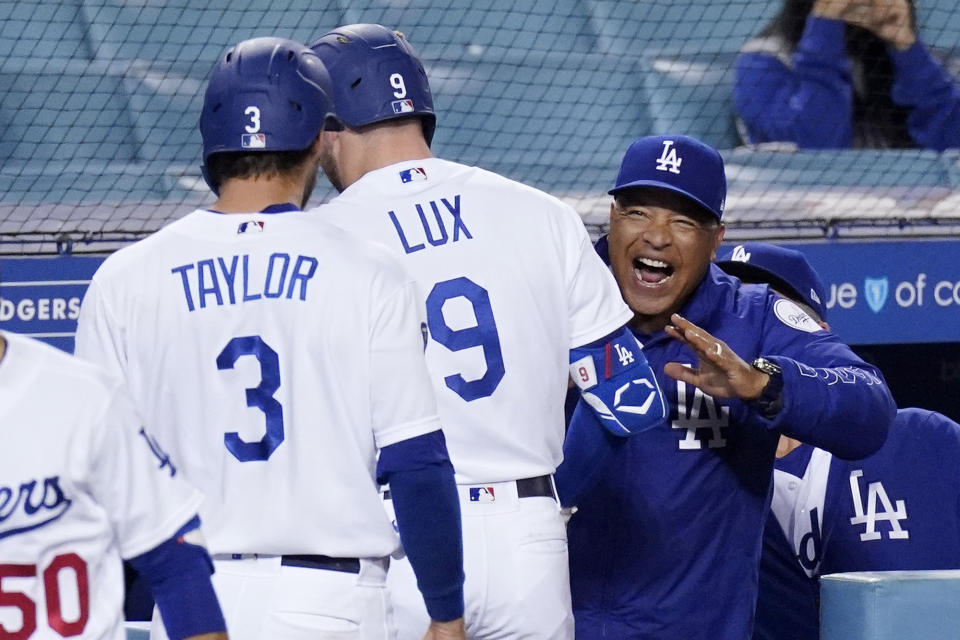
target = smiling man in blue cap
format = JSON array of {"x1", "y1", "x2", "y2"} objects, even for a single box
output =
[{"x1": 565, "y1": 135, "x2": 897, "y2": 639}]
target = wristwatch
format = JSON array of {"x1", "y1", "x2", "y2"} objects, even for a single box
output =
[{"x1": 751, "y1": 357, "x2": 784, "y2": 419}]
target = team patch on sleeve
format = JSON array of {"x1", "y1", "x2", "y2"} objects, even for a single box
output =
[{"x1": 773, "y1": 298, "x2": 823, "y2": 333}]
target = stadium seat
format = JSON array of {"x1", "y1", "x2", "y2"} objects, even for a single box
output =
[
  {"x1": 343, "y1": 0, "x2": 598, "y2": 58},
  {"x1": 120, "y1": 61, "x2": 206, "y2": 165},
  {"x1": 427, "y1": 51, "x2": 651, "y2": 191},
  {"x1": 0, "y1": 58, "x2": 138, "y2": 165},
  {"x1": 821, "y1": 570, "x2": 960, "y2": 640},
  {"x1": 583, "y1": 0, "x2": 778, "y2": 56},
  {"x1": 640, "y1": 51, "x2": 740, "y2": 150},
  {"x1": 80, "y1": 0, "x2": 342, "y2": 65},
  {"x1": 0, "y1": 0, "x2": 90, "y2": 59}
]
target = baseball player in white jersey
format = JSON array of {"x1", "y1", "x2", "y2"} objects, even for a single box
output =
[
  {"x1": 308, "y1": 24, "x2": 668, "y2": 639},
  {"x1": 0, "y1": 330, "x2": 227, "y2": 640},
  {"x1": 74, "y1": 38, "x2": 465, "y2": 640}
]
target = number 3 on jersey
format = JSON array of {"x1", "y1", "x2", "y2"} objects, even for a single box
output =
[
  {"x1": 217, "y1": 335, "x2": 285, "y2": 462},
  {"x1": 426, "y1": 277, "x2": 504, "y2": 401}
]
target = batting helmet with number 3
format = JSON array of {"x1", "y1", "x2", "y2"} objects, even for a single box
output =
[
  {"x1": 200, "y1": 37, "x2": 336, "y2": 193},
  {"x1": 309, "y1": 24, "x2": 436, "y2": 145}
]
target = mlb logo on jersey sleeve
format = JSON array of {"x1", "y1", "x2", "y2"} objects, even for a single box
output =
[
  {"x1": 399, "y1": 167, "x2": 428, "y2": 183},
  {"x1": 241, "y1": 133, "x2": 266, "y2": 149},
  {"x1": 237, "y1": 220, "x2": 265, "y2": 234},
  {"x1": 391, "y1": 99, "x2": 415, "y2": 114}
]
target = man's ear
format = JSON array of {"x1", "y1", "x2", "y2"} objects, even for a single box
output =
[{"x1": 710, "y1": 223, "x2": 726, "y2": 260}]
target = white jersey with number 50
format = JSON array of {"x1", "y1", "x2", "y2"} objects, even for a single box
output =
[
  {"x1": 315, "y1": 158, "x2": 632, "y2": 483},
  {"x1": 0, "y1": 332, "x2": 202, "y2": 640},
  {"x1": 75, "y1": 210, "x2": 441, "y2": 558}
]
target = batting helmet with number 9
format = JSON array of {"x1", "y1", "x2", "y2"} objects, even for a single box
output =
[{"x1": 309, "y1": 24, "x2": 436, "y2": 146}]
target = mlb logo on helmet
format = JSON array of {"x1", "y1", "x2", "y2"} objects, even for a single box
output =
[
  {"x1": 399, "y1": 167, "x2": 428, "y2": 183},
  {"x1": 609, "y1": 134, "x2": 726, "y2": 221},
  {"x1": 469, "y1": 486, "x2": 496, "y2": 503},
  {"x1": 241, "y1": 133, "x2": 266, "y2": 149},
  {"x1": 237, "y1": 221, "x2": 265, "y2": 234},
  {"x1": 391, "y1": 99, "x2": 415, "y2": 114}
]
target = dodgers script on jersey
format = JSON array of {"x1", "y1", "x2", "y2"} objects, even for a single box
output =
[
  {"x1": 0, "y1": 332, "x2": 202, "y2": 640},
  {"x1": 771, "y1": 408, "x2": 960, "y2": 578},
  {"x1": 74, "y1": 209, "x2": 442, "y2": 558},
  {"x1": 314, "y1": 158, "x2": 633, "y2": 484}
]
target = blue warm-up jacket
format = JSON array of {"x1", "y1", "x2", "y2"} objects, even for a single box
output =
[{"x1": 567, "y1": 261, "x2": 896, "y2": 640}]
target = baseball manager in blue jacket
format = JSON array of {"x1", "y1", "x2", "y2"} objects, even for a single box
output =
[{"x1": 565, "y1": 134, "x2": 896, "y2": 639}]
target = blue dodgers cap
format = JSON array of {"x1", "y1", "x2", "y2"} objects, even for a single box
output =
[
  {"x1": 717, "y1": 243, "x2": 828, "y2": 320},
  {"x1": 609, "y1": 134, "x2": 726, "y2": 220}
]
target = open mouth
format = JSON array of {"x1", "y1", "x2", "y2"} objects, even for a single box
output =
[{"x1": 633, "y1": 256, "x2": 674, "y2": 285}]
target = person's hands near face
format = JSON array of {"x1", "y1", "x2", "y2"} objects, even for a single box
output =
[
  {"x1": 866, "y1": 0, "x2": 916, "y2": 50},
  {"x1": 812, "y1": 0, "x2": 916, "y2": 49}
]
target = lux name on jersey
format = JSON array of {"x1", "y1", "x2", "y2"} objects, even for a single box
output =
[
  {"x1": 388, "y1": 194, "x2": 473, "y2": 254},
  {"x1": 171, "y1": 252, "x2": 318, "y2": 312}
]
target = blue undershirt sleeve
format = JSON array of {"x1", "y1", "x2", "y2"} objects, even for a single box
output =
[
  {"x1": 127, "y1": 516, "x2": 226, "y2": 640},
  {"x1": 377, "y1": 430, "x2": 465, "y2": 622},
  {"x1": 555, "y1": 399, "x2": 626, "y2": 508}
]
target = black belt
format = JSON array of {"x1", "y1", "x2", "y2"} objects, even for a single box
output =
[
  {"x1": 280, "y1": 554, "x2": 360, "y2": 574},
  {"x1": 382, "y1": 474, "x2": 554, "y2": 501},
  {"x1": 516, "y1": 474, "x2": 555, "y2": 499}
]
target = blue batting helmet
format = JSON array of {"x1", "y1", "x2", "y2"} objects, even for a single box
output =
[
  {"x1": 309, "y1": 24, "x2": 436, "y2": 145},
  {"x1": 200, "y1": 37, "x2": 336, "y2": 193},
  {"x1": 718, "y1": 243, "x2": 828, "y2": 320}
]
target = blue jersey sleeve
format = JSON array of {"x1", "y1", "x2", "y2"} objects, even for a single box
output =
[
  {"x1": 747, "y1": 299, "x2": 895, "y2": 460},
  {"x1": 734, "y1": 17, "x2": 854, "y2": 147},
  {"x1": 377, "y1": 431, "x2": 465, "y2": 622},
  {"x1": 889, "y1": 43, "x2": 960, "y2": 151},
  {"x1": 555, "y1": 399, "x2": 626, "y2": 508},
  {"x1": 127, "y1": 516, "x2": 226, "y2": 640}
]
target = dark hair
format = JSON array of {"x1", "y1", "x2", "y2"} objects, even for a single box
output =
[
  {"x1": 760, "y1": 0, "x2": 917, "y2": 147},
  {"x1": 205, "y1": 146, "x2": 315, "y2": 192}
]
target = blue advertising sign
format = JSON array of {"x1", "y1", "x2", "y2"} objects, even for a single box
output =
[
  {"x1": 1, "y1": 241, "x2": 958, "y2": 352},
  {"x1": 0, "y1": 257, "x2": 104, "y2": 352},
  {"x1": 778, "y1": 241, "x2": 960, "y2": 345}
]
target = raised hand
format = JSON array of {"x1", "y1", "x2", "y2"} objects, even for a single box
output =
[{"x1": 663, "y1": 313, "x2": 769, "y2": 401}]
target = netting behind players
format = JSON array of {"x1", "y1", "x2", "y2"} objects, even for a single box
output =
[{"x1": 1, "y1": 0, "x2": 959, "y2": 254}]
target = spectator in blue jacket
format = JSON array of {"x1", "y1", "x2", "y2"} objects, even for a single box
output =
[
  {"x1": 717, "y1": 242, "x2": 960, "y2": 640},
  {"x1": 734, "y1": 0, "x2": 960, "y2": 150},
  {"x1": 564, "y1": 135, "x2": 896, "y2": 639}
]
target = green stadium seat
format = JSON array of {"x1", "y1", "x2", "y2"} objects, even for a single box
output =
[
  {"x1": 80, "y1": 0, "x2": 342, "y2": 65},
  {"x1": 0, "y1": 0, "x2": 90, "y2": 59},
  {"x1": 640, "y1": 51, "x2": 740, "y2": 150},
  {"x1": 343, "y1": 0, "x2": 598, "y2": 58},
  {"x1": 0, "y1": 58, "x2": 137, "y2": 165},
  {"x1": 583, "y1": 0, "x2": 778, "y2": 56},
  {"x1": 426, "y1": 52, "x2": 650, "y2": 190}
]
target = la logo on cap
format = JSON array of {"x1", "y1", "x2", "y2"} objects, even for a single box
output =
[
  {"x1": 732, "y1": 245, "x2": 751, "y2": 262},
  {"x1": 655, "y1": 140, "x2": 682, "y2": 175}
]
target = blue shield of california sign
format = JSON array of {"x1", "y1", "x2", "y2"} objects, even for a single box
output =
[{"x1": 864, "y1": 277, "x2": 889, "y2": 314}]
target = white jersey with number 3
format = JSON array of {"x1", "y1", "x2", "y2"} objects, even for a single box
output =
[
  {"x1": 0, "y1": 332, "x2": 202, "y2": 640},
  {"x1": 315, "y1": 158, "x2": 632, "y2": 483},
  {"x1": 74, "y1": 209, "x2": 441, "y2": 558}
]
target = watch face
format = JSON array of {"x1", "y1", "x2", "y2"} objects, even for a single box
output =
[{"x1": 753, "y1": 358, "x2": 781, "y2": 376}]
